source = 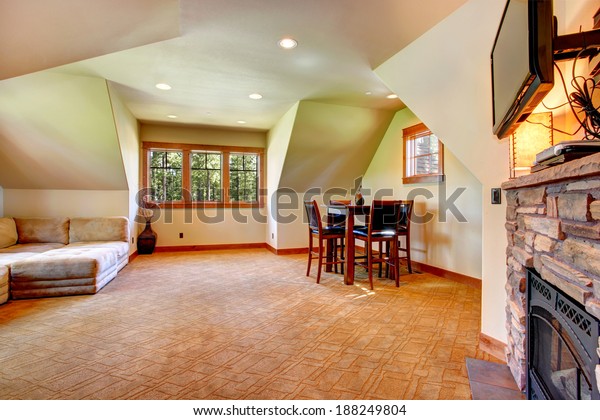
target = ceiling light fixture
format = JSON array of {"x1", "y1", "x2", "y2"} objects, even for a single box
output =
[
  {"x1": 155, "y1": 83, "x2": 172, "y2": 90},
  {"x1": 365, "y1": 91, "x2": 372, "y2": 95},
  {"x1": 387, "y1": 94, "x2": 398, "y2": 99},
  {"x1": 278, "y1": 38, "x2": 298, "y2": 50},
  {"x1": 167, "y1": 115, "x2": 178, "y2": 119},
  {"x1": 237, "y1": 120, "x2": 247, "y2": 124},
  {"x1": 249, "y1": 93, "x2": 263, "y2": 100}
]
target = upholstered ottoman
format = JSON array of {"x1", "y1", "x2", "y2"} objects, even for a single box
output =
[
  {"x1": 0, "y1": 265, "x2": 8, "y2": 304},
  {"x1": 10, "y1": 247, "x2": 120, "y2": 299}
]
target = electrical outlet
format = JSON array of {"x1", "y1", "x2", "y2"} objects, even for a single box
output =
[
  {"x1": 179, "y1": 233, "x2": 184, "y2": 239},
  {"x1": 131, "y1": 237, "x2": 134, "y2": 244},
  {"x1": 271, "y1": 233, "x2": 274, "y2": 239}
]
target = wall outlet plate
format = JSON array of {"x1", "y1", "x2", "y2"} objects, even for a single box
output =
[{"x1": 491, "y1": 188, "x2": 502, "y2": 205}]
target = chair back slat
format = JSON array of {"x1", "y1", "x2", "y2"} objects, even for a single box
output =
[
  {"x1": 370, "y1": 200, "x2": 401, "y2": 232},
  {"x1": 398, "y1": 200, "x2": 414, "y2": 231},
  {"x1": 303, "y1": 200, "x2": 322, "y2": 232}
]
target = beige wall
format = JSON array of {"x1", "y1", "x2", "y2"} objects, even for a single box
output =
[
  {"x1": 0, "y1": 71, "x2": 128, "y2": 190},
  {"x1": 266, "y1": 103, "x2": 299, "y2": 249},
  {"x1": 375, "y1": 0, "x2": 510, "y2": 344},
  {"x1": 140, "y1": 123, "x2": 268, "y2": 247},
  {"x1": 375, "y1": 0, "x2": 596, "y2": 344},
  {"x1": 108, "y1": 82, "x2": 140, "y2": 251},
  {"x1": 362, "y1": 108, "x2": 483, "y2": 278},
  {"x1": 4, "y1": 190, "x2": 129, "y2": 218},
  {"x1": 140, "y1": 123, "x2": 266, "y2": 148},
  {"x1": 0, "y1": 186, "x2": 3, "y2": 217}
]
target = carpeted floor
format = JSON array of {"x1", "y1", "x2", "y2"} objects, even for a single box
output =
[{"x1": 0, "y1": 249, "x2": 500, "y2": 400}]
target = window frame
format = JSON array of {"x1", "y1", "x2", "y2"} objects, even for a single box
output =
[
  {"x1": 402, "y1": 123, "x2": 445, "y2": 184},
  {"x1": 142, "y1": 142, "x2": 265, "y2": 208}
]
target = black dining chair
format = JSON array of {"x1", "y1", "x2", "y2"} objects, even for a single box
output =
[
  {"x1": 352, "y1": 200, "x2": 402, "y2": 290},
  {"x1": 303, "y1": 200, "x2": 345, "y2": 283},
  {"x1": 381, "y1": 199, "x2": 414, "y2": 278},
  {"x1": 397, "y1": 200, "x2": 414, "y2": 274}
]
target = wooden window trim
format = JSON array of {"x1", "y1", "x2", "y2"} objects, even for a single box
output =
[
  {"x1": 142, "y1": 142, "x2": 265, "y2": 208},
  {"x1": 402, "y1": 123, "x2": 445, "y2": 185}
]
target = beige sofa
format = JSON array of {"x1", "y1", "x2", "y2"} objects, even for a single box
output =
[{"x1": 0, "y1": 216, "x2": 129, "y2": 302}]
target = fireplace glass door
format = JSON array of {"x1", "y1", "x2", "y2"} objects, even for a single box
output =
[{"x1": 530, "y1": 310, "x2": 592, "y2": 400}]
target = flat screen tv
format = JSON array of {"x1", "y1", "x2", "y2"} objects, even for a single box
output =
[{"x1": 491, "y1": 0, "x2": 554, "y2": 139}]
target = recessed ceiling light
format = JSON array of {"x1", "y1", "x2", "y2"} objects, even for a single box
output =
[
  {"x1": 387, "y1": 94, "x2": 398, "y2": 99},
  {"x1": 167, "y1": 115, "x2": 177, "y2": 119},
  {"x1": 365, "y1": 91, "x2": 372, "y2": 95},
  {"x1": 155, "y1": 83, "x2": 172, "y2": 90},
  {"x1": 237, "y1": 120, "x2": 247, "y2": 124},
  {"x1": 278, "y1": 37, "x2": 298, "y2": 49},
  {"x1": 249, "y1": 93, "x2": 263, "y2": 100}
]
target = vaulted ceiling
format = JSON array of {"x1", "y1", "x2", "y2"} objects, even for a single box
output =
[
  {"x1": 1, "y1": 0, "x2": 468, "y2": 131},
  {"x1": 0, "y1": 0, "x2": 470, "y2": 193}
]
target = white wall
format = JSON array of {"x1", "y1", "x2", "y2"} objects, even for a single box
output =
[
  {"x1": 108, "y1": 81, "x2": 140, "y2": 252},
  {"x1": 140, "y1": 123, "x2": 266, "y2": 148},
  {"x1": 362, "y1": 108, "x2": 483, "y2": 278},
  {"x1": 3, "y1": 189, "x2": 129, "y2": 217},
  {"x1": 140, "y1": 123, "x2": 268, "y2": 247},
  {"x1": 266, "y1": 103, "x2": 299, "y2": 249},
  {"x1": 150, "y1": 207, "x2": 267, "y2": 246},
  {"x1": 0, "y1": 71, "x2": 127, "y2": 190},
  {"x1": 374, "y1": 0, "x2": 597, "y2": 343},
  {"x1": 375, "y1": 0, "x2": 509, "y2": 342}
]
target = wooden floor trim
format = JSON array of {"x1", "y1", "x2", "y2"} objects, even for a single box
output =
[
  {"x1": 150, "y1": 243, "x2": 309, "y2": 255},
  {"x1": 479, "y1": 332, "x2": 508, "y2": 362},
  {"x1": 128, "y1": 251, "x2": 139, "y2": 262},
  {"x1": 412, "y1": 261, "x2": 482, "y2": 289},
  {"x1": 265, "y1": 243, "x2": 309, "y2": 255},
  {"x1": 154, "y1": 243, "x2": 267, "y2": 253}
]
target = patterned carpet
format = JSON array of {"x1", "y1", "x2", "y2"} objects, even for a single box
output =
[{"x1": 0, "y1": 249, "x2": 499, "y2": 400}]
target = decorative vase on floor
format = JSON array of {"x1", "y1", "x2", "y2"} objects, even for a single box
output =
[{"x1": 137, "y1": 220, "x2": 157, "y2": 254}]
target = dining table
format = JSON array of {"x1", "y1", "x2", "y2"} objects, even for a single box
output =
[{"x1": 327, "y1": 203, "x2": 370, "y2": 286}]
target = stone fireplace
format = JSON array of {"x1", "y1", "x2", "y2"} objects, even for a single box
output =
[{"x1": 501, "y1": 152, "x2": 600, "y2": 398}]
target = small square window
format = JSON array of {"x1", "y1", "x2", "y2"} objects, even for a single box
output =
[{"x1": 403, "y1": 123, "x2": 445, "y2": 184}]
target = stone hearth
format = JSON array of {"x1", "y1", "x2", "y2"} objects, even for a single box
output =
[{"x1": 501, "y1": 153, "x2": 600, "y2": 392}]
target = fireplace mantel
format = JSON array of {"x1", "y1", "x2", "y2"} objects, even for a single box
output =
[
  {"x1": 502, "y1": 152, "x2": 600, "y2": 191},
  {"x1": 501, "y1": 152, "x2": 600, "y2": 396}
]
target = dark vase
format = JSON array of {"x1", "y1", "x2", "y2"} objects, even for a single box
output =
[{"x1": 137, "y1": 221, "x2": 157, "y2": 254}]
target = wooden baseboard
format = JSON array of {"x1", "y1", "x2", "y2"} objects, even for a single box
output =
[
  {"x1": 412, "y1": 261, "x2": 481, "y2": 289},
  {"x1": 151, "y1": 243, "x2": 308, "y2": 255},
  {"x1": 265, "y1": 243, "x2": 308, "y2": 255},
  {"x1": 128, "y1": 251, "x2": 139, "y2": 262},
  {"x1": 479, "y1": 333, "x2": 507, "y2": 362},
  {"x1": 154, "y1": 243, "x2": 266, "y2": 253}
]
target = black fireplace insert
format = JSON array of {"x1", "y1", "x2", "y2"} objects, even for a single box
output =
[{"x1": 526, "y1": 268, "x2": 600, "y2": 400}]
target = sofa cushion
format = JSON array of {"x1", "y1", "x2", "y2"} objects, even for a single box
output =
[
  {"x1": 10, "y1": 248, "x2": 118, "y2": 281},
  {"x1": 15, "y1": 217, "x2": 69, "y2": 245},
  {"x1": 0, "y1": 218, "x2": 18, "y2": 249},
  {"x1": 0, "y1": 252, "x2": 39, "y2": 266},
  {"x1": 65, "y1": 241, "x2": 129, "y2": 260},
  {"x1": 0, "y1": 243, "x2": 66, "y2": 254},
  {"x1": 69, "y1": 217, "x2": 129, "y2": 243}
]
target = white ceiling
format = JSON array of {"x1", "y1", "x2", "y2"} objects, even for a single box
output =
[{"x1": 4, "y1": 0, "x2": 468, "y2": 131}]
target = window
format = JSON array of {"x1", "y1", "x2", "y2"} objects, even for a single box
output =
[
  {"x1": 229, "y1": 153, "x2": 259, "y2": 202},
  {"x1": 149, "y1": 150, "x2": 183, "y2": 201},
  {"x1": 142, "y1": 142, "x2": 264, "y2": 207},
  {"x1": 403, "y1": 123, "x2": 445, "y2": 184},
  {"x1": 191, "y1": 151, "x2": 222, "y2": 201}
]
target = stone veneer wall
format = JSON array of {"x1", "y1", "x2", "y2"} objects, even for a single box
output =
[{"x1": 501, "y1": 153, "x2": 600, "y2": 392}]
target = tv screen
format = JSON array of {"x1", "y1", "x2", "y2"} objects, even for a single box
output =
[{"x1": 491, "y1": 0, "x2": 554, "y2": 139}]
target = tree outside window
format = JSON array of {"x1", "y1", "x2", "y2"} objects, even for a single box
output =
[{"x1": 143, "y1": 142, "x2": 264, "y2": 208}]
